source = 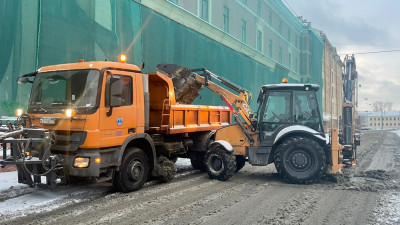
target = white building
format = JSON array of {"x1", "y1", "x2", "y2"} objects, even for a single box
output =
[{"x1": 359, "y1": 111, "x2": 400, "y2": 130}]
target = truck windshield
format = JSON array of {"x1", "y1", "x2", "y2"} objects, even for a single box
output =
[{"x1": 29, "y1": 69, "x2": 100, "y2": 114}]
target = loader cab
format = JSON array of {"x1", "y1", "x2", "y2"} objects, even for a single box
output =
[{"x1": 257, "y1": 84, "x2": 324, "y2": 146}]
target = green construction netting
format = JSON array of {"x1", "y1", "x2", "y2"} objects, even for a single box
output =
[{"x1": 0, "y1": 0, "x2": 323, "y2": 116}]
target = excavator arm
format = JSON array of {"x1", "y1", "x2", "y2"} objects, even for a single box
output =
[{"x1": 156, "y1": 64, "x2": 257, "y2": 144}]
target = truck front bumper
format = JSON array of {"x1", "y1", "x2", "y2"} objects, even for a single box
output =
[{"x1": 63, "y1": 150, "x2": 101, "y2": 177}]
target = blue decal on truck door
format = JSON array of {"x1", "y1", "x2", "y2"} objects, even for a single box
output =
[{"x1": 117, "y1": 118, "x2": 123, "y2": 126}]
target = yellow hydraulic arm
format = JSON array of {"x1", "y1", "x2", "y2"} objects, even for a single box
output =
[{"x1": 190, "y1": 68, "x2": 257, "y2": 144}]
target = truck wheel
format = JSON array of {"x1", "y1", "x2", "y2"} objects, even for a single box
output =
[
  {"x1": 274, "y1": 136, "x2": 326, "y2": 184},
  {"x1": 205, "y1": 146, "x2": 236, "y2": 181},
  {"x1": 113, "y1": 148, "x2": 149, "y2": 192},
  {"x1": 190, "y1": 151, "x2": 206, "y2": 171},
  {"x1": 235, "y1": 155, "x2": 246, "y2": 173}
]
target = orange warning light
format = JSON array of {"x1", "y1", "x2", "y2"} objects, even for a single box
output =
[
  {"x1": 282, "y1": 78, "x2": 288, "y2": 83},
  {"x1": 119, "y1": 54, "x2": 127, "y2": 63},
  {"x1": 94, "y1": 157, "x2": 101, "y2": 164}
]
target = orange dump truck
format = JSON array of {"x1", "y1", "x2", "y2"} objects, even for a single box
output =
[{"x1": 0, "y1": 60, "x2": 230, "y2": 192}]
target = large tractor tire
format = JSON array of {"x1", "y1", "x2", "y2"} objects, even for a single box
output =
[
  {"x1": 205, "y1": 146, "x2": 236, "y2": 181},
  {"x1": 274, "y1": 136, "x2": 326, "y2": 184},
  {"x1": 113, "y1": 148, "x2": 149, "y2": 192},
  {"x1": 235, "y1": 155, "x2": 246, "y2": 173}
]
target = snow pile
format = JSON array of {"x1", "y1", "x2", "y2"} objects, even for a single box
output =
[{"x1": 0, "y1": 158, "x2": 193, "y2": 220}]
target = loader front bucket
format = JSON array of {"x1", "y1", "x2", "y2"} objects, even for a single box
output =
[{"x1": 156, "y1": 64, "x2": 204, "y2": 104}]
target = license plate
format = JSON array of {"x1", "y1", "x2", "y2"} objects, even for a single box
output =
[{"x1": 40, "y1": 117, "x2": 56, "y2": 125}]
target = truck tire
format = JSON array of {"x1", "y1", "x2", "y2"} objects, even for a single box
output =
[
  {"x1": 235, "y1": 155, "x2": 246, "y2": 173},
  {"x1": 274, "y1": 136, "x2": 326, "y2": 184},
  {"x1": 190, "y1": 151, "x2": 206, "y2": 171},
  {"x1": 205, "y1": 146, "x2": 236, "y2": 181},
  {"x1": 113, "y1": 148, "x2": 149, "y2": 192}
]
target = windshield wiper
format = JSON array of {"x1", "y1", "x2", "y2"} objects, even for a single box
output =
[{"x1": 32, "y1": 102, "x2": 48, "y2": 113}]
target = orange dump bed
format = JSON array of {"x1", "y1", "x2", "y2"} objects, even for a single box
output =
[{"x1": 148, "y1": 104, "x2": 231, "y2": 134}]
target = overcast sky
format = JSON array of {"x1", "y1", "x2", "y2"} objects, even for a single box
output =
[{"x1": 284, "y1": 0, "x2": 400, "y2": 112}]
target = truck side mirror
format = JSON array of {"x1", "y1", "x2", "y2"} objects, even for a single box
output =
[
  {"x1": 17, "y1": 77, "x2": 31, "y2": 84},
  {"x1": 109, "y1": 77, "x2": 122, "y2": 107}
]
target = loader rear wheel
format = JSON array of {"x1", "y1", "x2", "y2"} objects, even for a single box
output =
[
  {"x1": 274, "y1": 136, "x2": 326, "y2": 184},
  {"x1": 235, "y1": 155, "x2": 246, "y2": 172},
  {"x1": 205, "y1": 146, "x2": 236, "y2": 181},
  {"x1": 113, "y1": 148, "x2": 149, "y2": 192}
]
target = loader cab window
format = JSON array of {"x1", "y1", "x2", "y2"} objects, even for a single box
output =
[
  {"x1": 105, "y1": 75, "x2": 133, "y2": 107},
  {"x1": 293, "y1": 91, "x2": 322, "y2": 132},
  {"x1": 260, "y1": 91, "x2": 291, "y2": 139}
]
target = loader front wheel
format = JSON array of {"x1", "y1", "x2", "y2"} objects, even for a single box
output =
[
  {"x1": 205, "y1": 146, "x2": 236, "y2": 181},
  {"x1": 274, "y1": 136, "x2": 326, "y2": 184},
  {"x1": 113, "y1": 148, "x2": 149, "y2": 192}
]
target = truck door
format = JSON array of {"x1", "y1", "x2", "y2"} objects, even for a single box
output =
[{"x1": 99, "y1": 70, "x2": 138, "y2": 147}]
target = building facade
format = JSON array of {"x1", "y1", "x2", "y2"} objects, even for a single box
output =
[
  {"x1": 0, "y1": 0, "x2": 324, "y2": 116},
  {"x1": 359, "y1": 111, "x2": 400, "y2": 130},
  {"x1": 315, "y1": 30, "x2": 343, "y2": 131}
]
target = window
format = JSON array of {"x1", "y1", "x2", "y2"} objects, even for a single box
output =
[
  {"x1": 257, "y1": 0, "x2": 261, "y2": 16},
  {"x1": 256, "y1": 30, "x2": 262, "y2": 52},
  {"x1": 295, "y1": 58, "x2": 298, "y2": 72},
  {"x1": 295, "y1": 35, "x2": 298, "y2": 48},
  {"x1": 200, "y1": 0, "x2": 209, "y2": 22},
  {"x1": 288, "y1": 52, "x2": 292, "y2": 69},
  {"x1": 386, "y1": 123, "x2": 388, "y2": 126},
  {"x1": 223, "y1": 6, "x2": 230, "y2": 33},
  {"x1": 371, "y1": 123, "x2": 373, "y2": 126},
  {"x1": 241, "y1": 19, "x2": 247, "y2": 43},
  {"x1": 288, "y1": 29, "x2": 291, "y2": 42},
  {"x1": 268, "y1": 39, "x2": 273, "y2": 57},
  {"x1": 279, "y1": 46, "x2": 282, "y2": 63},
  {"x1": 378, "y1": 118, "x2": 380, "y2": 120},
  {"x1": 378, "y1": 123, "x2": 380, "y2": 126},
  {"x1": 374, "y1": 118, "x2": 376, "y2": 120},
  {"x1": 268, "y1": 10, "x2": 272, "y2": 26},
  {"x1": 105, "y1": 75, "x2": 133, "y2": 107}
]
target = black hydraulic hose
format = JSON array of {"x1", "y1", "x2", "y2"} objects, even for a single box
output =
[{"x1": 19, "y1": 139, "x2": 62, "y2": 176}]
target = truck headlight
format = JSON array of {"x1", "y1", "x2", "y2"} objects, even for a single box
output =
[
  {"x1": 65, "y1": 108, "x2": 76, "y2": 117},
  {"x1": 16, "y1": 108, "x2": 24, "y2": 117},
  {"x1": 73, "y1": 157, "x2": 90, "y2": 168}
]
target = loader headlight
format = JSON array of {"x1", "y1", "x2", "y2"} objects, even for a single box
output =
[
  {"x1": 73, "y1": 157, "x2": 90, "y2": 168},
  {"x1": 16, "y1": 108, "x2": 24, "y2": 117}
]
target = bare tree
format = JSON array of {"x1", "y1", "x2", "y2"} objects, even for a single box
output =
[
  {"x1": 372, "y1": 101, "x2": 393, "y2": 112},
  {"x1": 384, "y1": 102, "x2": 393, "y2": 111},
  {"x1": 372, "y1": 101, "x2": 383, "y2": 112}
]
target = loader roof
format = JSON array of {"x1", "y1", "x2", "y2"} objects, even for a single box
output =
[{"x1": 261, "y1": 83, "x2": 319, "y2": 92}]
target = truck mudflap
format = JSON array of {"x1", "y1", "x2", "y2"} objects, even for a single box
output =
[{"x1": 0, "y1": 127, "x2": 63, "y2": 188}]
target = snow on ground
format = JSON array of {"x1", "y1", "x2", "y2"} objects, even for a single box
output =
[
  {"x1": 0, "y1": 158, "x2": 192, "y2": 219},
  {"x1": 0, "y1": 171, "x2": 25, "y2": 192},
  {"x1": 376, "y1": 129, "x2": 400, "y2": 224}
]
